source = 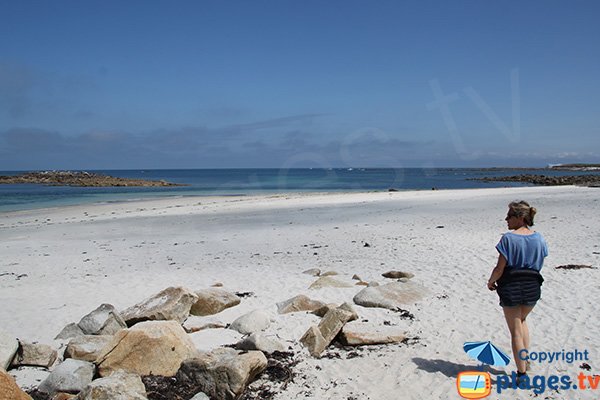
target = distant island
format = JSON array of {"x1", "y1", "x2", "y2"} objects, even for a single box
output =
[
  {"x1": 548, "y1": 163, "x2": 600, "y2": 171},
  {"x1": 0, "y1": 171, "x2": 186, "y2": 187}
]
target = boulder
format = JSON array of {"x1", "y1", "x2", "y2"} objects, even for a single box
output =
[
  {"x1": 382, "y1": 271, "x2": 415, "y2": 279},
  {"x1": 95, "y1": 320, "x2": 198, "y2": 377},
  {"x1": 120, "y1": 287, "x2": 198, "y2": 326},
  {"x1": 235, "y1": 333, "x2": 285, "y2": 354},
  {"x1": 311, "y1": 302, "x2": 358, "y2": 321},
  {"x1": 190, "y1": 289, "x2": 240, "y2": 316},
  {"x1": 0, "y1": 368, "x2": 32, "y2": 400},
  {"x1": 10, "y1": 342, "x2": 57, "y2": 368},
  {"x1": 308, "y1": 276, "x2": 353, "y2": 289},
  {"x1": 320, "y1": 270, "x2": 338, "y2": 276},
  {"x1": 176, "y1": 348, "x2": 267, "y2": 400},
  {"x1": 55, "y1": 323, "x2": 85, "y2": 341},
  {"x1": 77, "y1": 304, "x2": 127, "y2": 335},
  {"x1": 190, "y1": 393, "x2": 210, "y2": 400},
  {"x1": 76, "y1": 370, "x2": 147, "y2": 400},
  {"x1": 0, "y1": 330, "x2": 18, "y2": 370},
  {"x1": 37, "y1": 359, "x2": 95, "y2": 395},
  {"x1": 300, "y1": 308, "x2": 353, "y2": 357},
  {"x1": 276, "y1": 295, "x2": 325, "y2": 314},
  {"x1": 339, "y1": 324, "x2": 406, "y2": 346},
  {"x1": 229, "y1": 310, "x2": 271, "y2": 335},
  {"x1": 353, "y1": 281, "x2": 426, "y2": 310},
  {"x1": 351, "y1": 274, "x2": 362, "y2": 281},
  {"x1": 65, "y1": 336, "x2": 113, "y2": 363},
  {"x1": 355, "y1": 281, "x2": 369, "y2": 286},
  {"x1": 302, "y1": 268, "x2": 320, "y2": 276}
]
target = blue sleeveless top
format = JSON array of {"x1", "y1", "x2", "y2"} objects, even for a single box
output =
[{"x1": 496, "y1": 231, "x2": 548, "y2": 271}]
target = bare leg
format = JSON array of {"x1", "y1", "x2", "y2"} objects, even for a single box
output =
[{"x1": 503, "y1": 306, "x2": 534, "y2": 373}]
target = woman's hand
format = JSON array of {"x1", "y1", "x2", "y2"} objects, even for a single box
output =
[{"x1": 487, "y1": 280, "x2": 497, "y2": 291}]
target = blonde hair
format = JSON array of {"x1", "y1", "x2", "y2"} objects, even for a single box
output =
[{"x1": 508, "y1": 200, "x2": 537, "y2": 226}]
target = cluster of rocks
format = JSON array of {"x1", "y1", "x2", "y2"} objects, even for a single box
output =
[
  {"x1": 0, "y1": 171, "x2": 185, "y2": 187},
  {"x1": 469, "y1": 173, "x2": 600, "y2": 187},
  {"x1": 1, "y1": 270, "x2": 424, "y2": 400}
]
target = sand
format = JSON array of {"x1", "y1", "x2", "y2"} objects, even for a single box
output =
[{"x1": 1, "y1": 186, "x2": 598, "y2": 399}]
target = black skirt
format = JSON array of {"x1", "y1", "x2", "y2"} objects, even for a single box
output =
[{"x1": 496, "y1": 268, "x2": 544, "y2": 307}]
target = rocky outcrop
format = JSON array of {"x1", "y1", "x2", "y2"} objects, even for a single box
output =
[
  {"x1": 276, "y1": 295, "x2": 325, "y2": 314},
  {"x1": 10, "y1": 342, "x2": 57, "y2": 368},
  {"x1": 353, "y1": 281, "x2": 426, "y2": 310},
  {"x1": 470, "y1": 173, "x2": 600, "y2": 187},
  {"x1": 65, "y1": 336, "x2": 114, "y2": 363},
  {"x1": 229, "y1": 310, "x2": 271, "y2": 335},
  {"x1": 190, "y1": 288, "x2": 240, "y2": 316},
  {"x1": 0, "y1": 330, "x2": 18, "y2": 370},
  {"x1": 121, "y1": 287, "x2": 198, "y2": 326},
  {"x1": 95, "y1": 320, "x2": 198, "y2": 377},
  {"x1": 37, "y1": 359, "x2": 95, "y2": 395},
  {"x1": 0, "y1": 171, "x2": 184, "y2": 187},
  {"x1": 76, "y1": 370, "x2": 147, "y2": 400},
  {"x1": 0, "y1": 368, "x2": 32, "y2": 400},
  {"x1": 78, "y1": 304, "x2": 127, "y2": 335},
  {"x1": 55, "y1": 323, "x2": 85, "y2": 341},
  {"x1": 176, "y1": 348, "x2": 267, "y2": 400}
]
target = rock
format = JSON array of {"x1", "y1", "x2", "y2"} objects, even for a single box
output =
[
  {"x1": 76, "y1": 370, "x2": 147, "y2": 400},
  {"x1": 302, "y1": 268, "x2": 321, "y2": 276},
  {"x1": 320, "y1": 270, "x2": 338, "y2": 276},
  {"x1": 120, "y1": 286, "x2": 198, "y2": 326},
  {"x1": 308, "y1": 276, "x2": 353, "y2": 289},
  {"x1": 276, "y1": 295, "x2": 325, "y2": 314},
  {"x1": 190, "y1": 288, "x2": 240, "y2": 316},
  {"x1": 190, "y1": 393, "x2": 210, "y2": 400},
  {"x1": 299, "y1": 326, "x2": 327, "y2": 358},
  {"x1": 95, "y1": 320, "x2": 198, "y2": 377},
  {"x1": 64, "y1": 336, "x2": 113, "y2": 363},
  {"x1": 183, "y1": 318, "x2": 226, "y2": 333},
  {"x1": 55, "y1": 323, "x2": 85, "y2": 341},
  {"x1": 0, "y1": 330, "x2": 18, "y2": 370},
  {"x1": 229, "y1": 310, "x2": 271, "y2": 335},
  {"x1": 311, "y1": 303, "x2": 337, "y2": 317},
  {"x1": 353, "y1": 281, "x2": 426, "y2": 310},
  {"x1": 351, "y1": 274, "x2": 362, "y2": 281},
  {"x1": 368, "y1": 281, "x2": 379, "y2": 287},
  {"x1": 338, "y1": 302, "x2": 359, "y2": 322},
  {"x1": 53, "y1": 394, "x2": 77, "y2": 400},
  {"x1": 37, "y1": 359, "x2": 95, "y2": 395},
  {"x1": 311, "y1": 303, "x2": 357, "y2": 322},
  {"x1": 0, "y1": 368, "x2": 32, "y2": 400},
  {"x1": 77, "y1": 304, "x2": 127, "y2": 335},
  {"x1": 235, "y1": 333, "x2": 285, "y2": 354},
  {"x1": 356, "y1": 281, "x2": 369, "y2": 286},
  {"x1": 211, "y1": 282, "x2": 223, "y2": 287},
  {"x1": 382, "y1": 271, "x2": 415, "y2": 279},
  {"x1": 176, "y1": 348, "x2": 267, "y2": 400},
  {"x1": 300, "y1": 308, "x2": 353, "y2": 357},
  {"x1": 339, "y1": 324, "x2": 406, "y2": 346},
  {"x1": 10, "y1": 342, "x2": 57, "y2": 368}
]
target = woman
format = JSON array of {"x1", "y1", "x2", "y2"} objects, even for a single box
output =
[{"x1": 487, "y1": 201, "x2": 548, "y2": 379}]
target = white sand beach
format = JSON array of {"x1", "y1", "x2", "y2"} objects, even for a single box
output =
[{"x1": 1, "y1": 186, "x2": 599, "y2": 399}]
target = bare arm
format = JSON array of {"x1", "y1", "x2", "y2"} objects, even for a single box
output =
[{"x1": 487, "y1": 254, "x2": 507, "y2": 290}]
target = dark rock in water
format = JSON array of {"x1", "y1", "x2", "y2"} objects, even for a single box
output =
[
  {"x1": 363, "y1": 242, "x2": 371, "y2": 248},
  {"x1": 0, "y1": 171, "x2": 185, "y2": 187}
]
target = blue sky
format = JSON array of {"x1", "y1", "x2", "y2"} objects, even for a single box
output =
[{"x1": 1, "y1": 1, "x2": 598, "y2": 169}]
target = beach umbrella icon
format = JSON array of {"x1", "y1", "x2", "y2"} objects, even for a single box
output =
[{"x1": 463, "y1": 341, "x2": 511, "y2": 367}]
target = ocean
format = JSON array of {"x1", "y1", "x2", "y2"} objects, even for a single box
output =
[{"x1": 0, "y1": 168, "x2": 596, "y2": 212}]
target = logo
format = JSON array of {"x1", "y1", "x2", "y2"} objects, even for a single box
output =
[{"x1": 456, "y1": 371, "x2": 492, "y2": 399}]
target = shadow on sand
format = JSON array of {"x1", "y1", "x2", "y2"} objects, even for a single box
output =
[{"x1": 412, "y1": 357, "x2": 507, "y2": 380}]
